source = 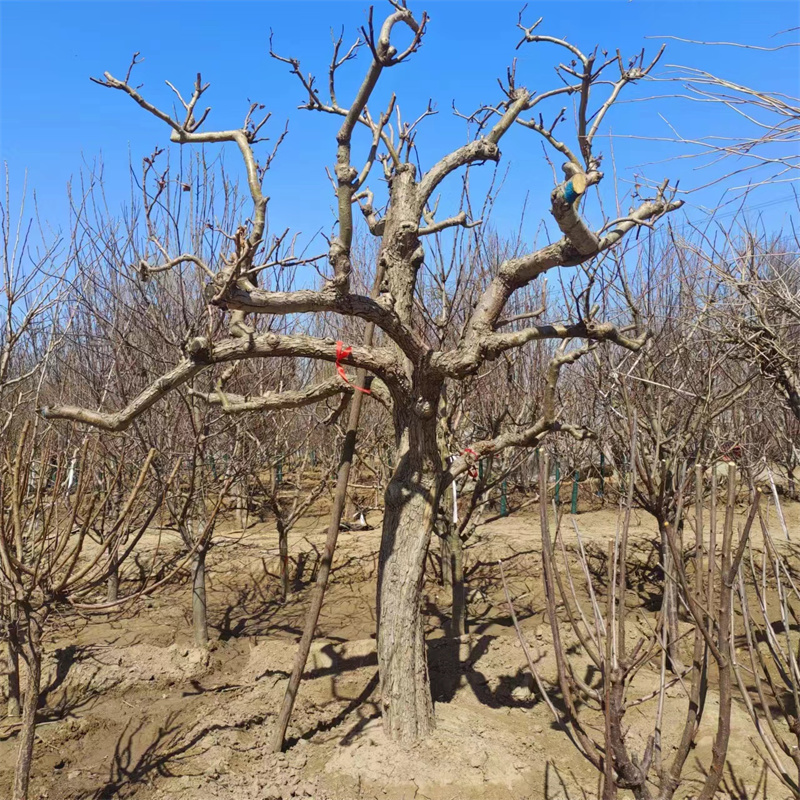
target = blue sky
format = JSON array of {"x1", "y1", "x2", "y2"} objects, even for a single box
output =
[{"x1": 1, "y1": 0, "x2": 799, "y2": 253}]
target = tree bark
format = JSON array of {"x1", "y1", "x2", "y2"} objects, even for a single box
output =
[
  {"x1": 233, "y1": 429, "x2": 250, "y2": 531},
  {"x1": 6, "y1": 612, "x2": 21, "y2": 718},
  {"x1": 192, "y1": 547, "x2": 209, "y2": 648},
  {"x1": 106, "y1": 552, "x2": 119, "y2": 604},
  {"x1": 659, "y1": 520, "x2": 683, "y2": 673},
  {"x1": 235, "y1": 480, "x2": 249, "y2": 532},
  {"x1": 446, "y1": 528, "x2": 465, "y2": 637},
  {"x1": 278, "y1": 520, "x2": 289, "y2": 603},
  {"x1": 377, "y1": 412, "x2": 441, "y2": 742},
  {"x1": 13, "y1": 613, "x2": 42, "y2": 800},
  {"x1": 106, "y1": 478, "x2": 122, "y2": 604},
  {"x1": 441, "y1": 532, "x2": 452, "y2": 589}
]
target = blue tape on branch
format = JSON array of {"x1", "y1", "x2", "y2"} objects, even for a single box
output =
[{"x1": 563, "y1": 180, "x2": 579, "y2": 205}]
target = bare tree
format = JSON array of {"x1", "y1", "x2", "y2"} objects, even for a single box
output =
[
  {"x1": 0, "y1": 170, "x2": 73, "y2": 435},
  {"x1": 239, "y1": 407, "x2": 338, "y2": 603},
  {"x1": 1, "y1": 171, "x2": 77, "y2": 723},
  {"x1": 0, "y1": 426, "x2": 181, "y2": 800},
  {"x1": 589, "y1": 238, "x2": 753, "y2": 670},
  {"x1": 41, "y1": 4, "x2": 683, "y2": 741},
  {"x1": 503, "y1": 441, "x2": 761, "y2": 799},
  {"x1": 734, "y1": 496, "x2": 800, "y2": 796},
  {"x1": 707, "y1": 232, "x2": 800, "y2": 423}
]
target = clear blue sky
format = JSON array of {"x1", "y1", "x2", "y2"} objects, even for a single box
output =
[{"x1": 1, "y1": 0, "x2": 799, "y2": 251}]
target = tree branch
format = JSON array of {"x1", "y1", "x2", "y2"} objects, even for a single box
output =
[
  {"x1": 210, "y1": 284, "x2": 426, "y2": 361},
  {"x1": 416, "y1": 90, "x2": 531, "y2": 209},
  {"x1": 189, "y1": 376, "x2": 352, "y2": 414},
  {"x1": 41, "y1": 332, "x2": 408, "y2": 431},
  {"x1": 445, "y1": 344, "x2": 594, "y2": 480},
  {"x1": 460, "y1": 192, "x2": 684, "y2": 345}
]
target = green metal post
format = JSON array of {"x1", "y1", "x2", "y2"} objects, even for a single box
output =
[
  {"x1": 276, "y1": 457, "x2": 283, "y2": 485},
  {"x1": 571, "y1": 470, "x2": 579, "y2": 515},
  {"x1": 501, "y1": 480, "x2": 508, "y2": 517}
]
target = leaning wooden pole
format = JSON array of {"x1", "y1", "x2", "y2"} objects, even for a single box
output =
[{"x1": 270, "y1": 273, "x2": 382, "y2": 753}]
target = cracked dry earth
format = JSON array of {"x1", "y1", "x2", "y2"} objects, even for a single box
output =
[{"x1": 1, "y1": 503, "x2": 797, "y2": 800}]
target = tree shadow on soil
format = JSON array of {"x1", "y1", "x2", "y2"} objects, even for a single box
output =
[
  {"x1": 89, "y1": 714, "x2": 210, "y2": 799},
  {"x1": 543, "y1": 761, "x2": 595, "y2": 799},
  {"x1": 90, "y1": 708, "x2": 272, "y2": 799},
  {"x1": 212, "y1": 551, "x2": 375, "y2": 642},
  {"x1": 692, "y1": 758, "x2": 771, "y2": 800},
  {"x1": 213, "y1": 578, "x2": 292, "y2": 641},
  {"x1": 287, "y1": 669, "x2": 381, "y2": 748},
  {"x1": 37, "y1": 643, "x2": 125, "y2": 722},
  {"x1": 427, "y1": 627, "x2": 598, "y2": 724}
]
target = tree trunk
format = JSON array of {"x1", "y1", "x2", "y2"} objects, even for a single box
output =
[
  {"x1": 235, "y1": 480, "x2": 249, "y2": 531},
  {"x1": 233, "y1": 429, "x2": 250, "y2": 531},
  {"x1": 445, "y1": 528, "x2": 465, "y2": 637},
  {"x1": 106, "y1": 551, "x2": 119, "y2": 604},
  {"x1": 438, "y1": 468, "x2": 466, "y2": 637},
  {"x1": 441, "y1": 532, "x2": 452, "y2": 589},
  {"x1": 278, "y1": 520, "x2": 289, "y2": 603},
  {"x1": 191, "y1": 547, "x2": 208, "y2": 648},
  {"x1": 377, "y1": 413, "x2": 441, "y2": 742},
  {"x1": 270, "y1": 296, "x2": 378, "y2": 753},
  {"x1": 6, "y1": 611, "x2": 21, "y2": 718},
  {"x1": 659, "y1": 521, "x2": 683, "y2": 673},
  {"x1": 13, "y1": 613, "x2": 42, "y2": 800},
  {"x1": 107, "y1": 481, "x2": 122, "y2": 604}
]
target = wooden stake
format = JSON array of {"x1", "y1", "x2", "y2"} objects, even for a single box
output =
[{"x1": 270, "y1": 268, "x2": 383, "y2": 753}]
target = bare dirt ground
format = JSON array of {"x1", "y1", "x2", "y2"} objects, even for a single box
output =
[{"x1": 2, "y1": 496, "x2": 798, "y2": 800}]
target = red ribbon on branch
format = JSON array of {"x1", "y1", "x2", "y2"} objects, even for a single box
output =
[
  {"x1": 336, "y1": 341, "x2": 371, "y2": 395},
  {"x1": 462, "y1": 447, "x2": 479, "y2": 479}
]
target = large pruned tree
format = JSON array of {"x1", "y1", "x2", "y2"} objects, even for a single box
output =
[{"x1": 41, "y1": 2, "x2": 683, "y2": 741}]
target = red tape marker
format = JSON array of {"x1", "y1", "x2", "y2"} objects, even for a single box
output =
[
  {"x1": 336, "y1": 341, "x2": 371, "y2": 395},
  {"x1": 462, "y1": 447, "x2": 479, "y2": 479}
]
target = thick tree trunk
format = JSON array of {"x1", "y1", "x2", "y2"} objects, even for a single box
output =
[
  {"x1": 378, "y1": 413, "x2": 441, "y2": 742},
  {"x1": 191, "y1": 547, "x2": 209, "y2": 648},
  {"x1": 13, "y1": 613, "x2": 42, "y2": 800}
]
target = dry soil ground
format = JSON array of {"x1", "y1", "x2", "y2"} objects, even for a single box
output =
[{"x1": 1, "y1": 498, "x2": 798, "y2": 800}]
